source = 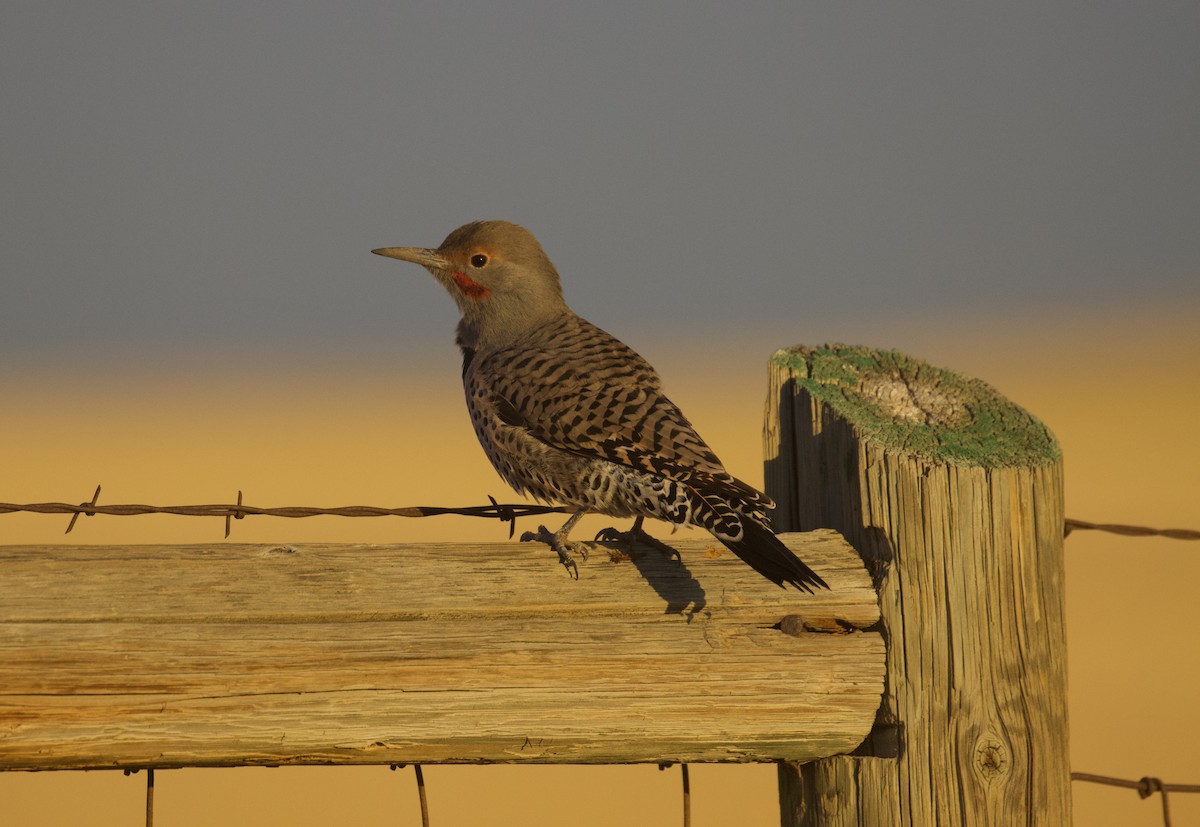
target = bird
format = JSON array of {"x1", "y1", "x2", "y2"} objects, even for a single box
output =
[{"x1": 372, "y1": 221, "x2": 827, "y2": 592}]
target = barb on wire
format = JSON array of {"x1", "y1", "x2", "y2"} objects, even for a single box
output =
[
  {"x1": 1072, "y1": 772, "x2": 1200, "y2": 827},
  {"x1": 1064, "y1": 518, "x2": 1200, "y2": 541},
  {"x1": 0, "y1": 485, "x2": 572, "y2": 539},
  {"x1": 64, "y1": 484, "x2": 102, "y2": 534},
  {"x1": 225, "y1": 490, "x2": 244, "y2": 538}
]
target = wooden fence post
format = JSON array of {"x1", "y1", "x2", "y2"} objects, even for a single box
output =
[{"x1": 765, "y1": 345, "x2": 1071, "y2": 826}]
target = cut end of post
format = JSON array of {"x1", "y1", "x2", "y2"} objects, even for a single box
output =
[{"x1": 769, "y1": 344, "x2": 1060, "y2": 467}]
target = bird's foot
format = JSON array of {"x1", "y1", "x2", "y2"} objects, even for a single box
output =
[
  {"x1": 595, "y1": 517, "x2": 681, "y2": 562},
  {"x1": 520, "y1": 524, "x2": 588, "y2": 579}
]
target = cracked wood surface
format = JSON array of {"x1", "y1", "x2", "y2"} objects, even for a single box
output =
[{"x1": 0, "y1": 532, "x2": 881, "y2": 770}]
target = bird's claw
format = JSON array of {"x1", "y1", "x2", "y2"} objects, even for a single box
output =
[
  {"x1": 521, "y1": 524, "x2": 586, "y2": 577},
  {"x1": 595, "y1": 521, "x2": 681, "y2": 562},
  {"x1": 559, "y1": 553, "x2": 580, "y2": 580}
]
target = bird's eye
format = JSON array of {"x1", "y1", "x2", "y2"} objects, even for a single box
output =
[{"x1": 470, "y1": 253, "x2": 489, "y2": 268}]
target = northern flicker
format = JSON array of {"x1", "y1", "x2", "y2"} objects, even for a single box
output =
[{"x1": 373, "y1": 221, "x2": 827, "y2": 592}]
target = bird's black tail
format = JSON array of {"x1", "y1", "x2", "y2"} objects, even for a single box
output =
[{"x1": 720, "y1": 516, "x2": 829, "y2": 592}]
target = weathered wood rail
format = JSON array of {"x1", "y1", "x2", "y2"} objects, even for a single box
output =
[{"x1": 0, "y1": 533, "x2": 881, "y2": 770}]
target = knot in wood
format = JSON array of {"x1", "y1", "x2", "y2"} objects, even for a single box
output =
[{"x1": 973, "y1": 736, "x2": 1011, "y2": 780}]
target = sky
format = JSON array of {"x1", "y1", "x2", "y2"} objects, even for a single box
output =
[
  {"x1": 3, "y1": 4, "x2": 1199, "y2": 826},
  {"x1": 3, "y1": 2, "x2": 1198, "y2": 374}
]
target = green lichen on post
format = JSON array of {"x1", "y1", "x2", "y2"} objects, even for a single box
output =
[{"x1": 770, "y1": 344, "x2": 1060, "y2": 468}]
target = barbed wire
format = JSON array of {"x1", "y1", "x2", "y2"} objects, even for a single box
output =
[
  {"x1": 0, "y1": 485, "x2": 572, "y2": 539},
  {"x1": 1072, "y1": 772, "x2": 1200, "y2": 827},
  {"x1": 2, "y1": 487, "x2": 1197, "y2": 544}
]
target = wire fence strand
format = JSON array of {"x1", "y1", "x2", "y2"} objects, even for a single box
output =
[
  {"x1": 0, "y1": 486, "x2": 572, "y2": 539},
  {"x1": 1072, "y1": 772, "x2": 1200, "y2": 827},
  {"x1": 1064, "y1": 518, "x2": 1200, "y2": 541},
  {"x1": 3, "y1": 488, "x2": 1197, "y2": 545}
]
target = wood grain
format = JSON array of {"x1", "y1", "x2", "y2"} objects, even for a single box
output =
[{"x1": 0, "y1": 532, "x2": 881, "y2": 770}]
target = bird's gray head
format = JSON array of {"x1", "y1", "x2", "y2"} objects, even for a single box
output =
[{"x1": 373, "y1": 220, "x2": 568, "y2": 349}]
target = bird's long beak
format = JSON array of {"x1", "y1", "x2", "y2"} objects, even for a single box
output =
[{"x1": 371, "y1": 246, "x2": 452, "y2": 271}]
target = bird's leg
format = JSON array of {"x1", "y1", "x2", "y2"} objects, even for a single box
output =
[
  {"x1": 595, "y1": 515, "x2": 681, "y2": 562},
  {"x1": 520, "y1": 509, "x2": 589, "y2": 578}
]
